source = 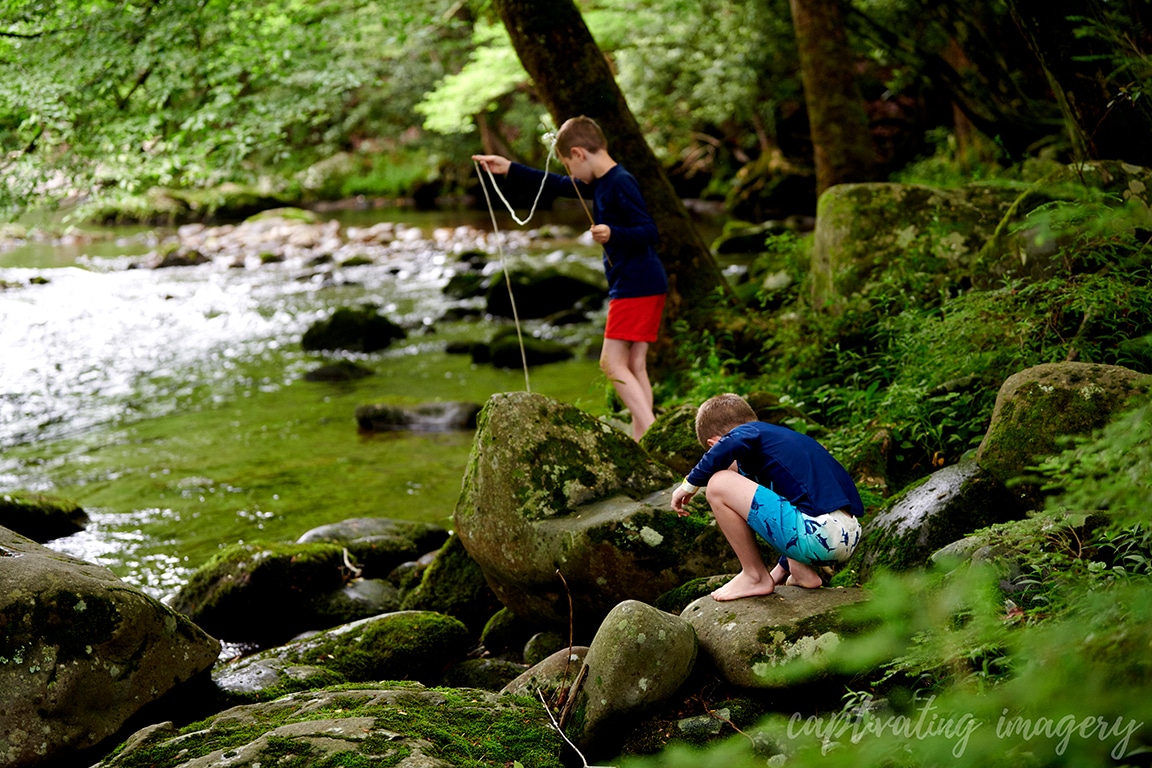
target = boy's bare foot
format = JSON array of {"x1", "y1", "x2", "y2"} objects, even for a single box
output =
[
  {"x1": 784, "y1": 561, "x2": 826, "y2": 589},
  {"x1": 711, "y1": 570, "x2": 776, "y2": 601}
]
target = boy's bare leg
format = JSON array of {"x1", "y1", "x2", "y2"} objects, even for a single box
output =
[
  {"x1": 601, "y1": 338, "x2": 655, "y2": 440},
  {"x1": 704, "y1": 470, "x2": 776, "y2": 600}
]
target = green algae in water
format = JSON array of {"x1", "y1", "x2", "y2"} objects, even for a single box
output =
[{"x1": 11, "y1": 349, "x2": 606, "y2": 593}]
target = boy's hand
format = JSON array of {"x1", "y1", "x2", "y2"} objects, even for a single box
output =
[
  {"x1": 471, "y1": 154, "x2": 510, "y2": 175},
  {"x1": 590, "y1": 224, "x2": 611, "y2": 244},
  {"x1": 671, "y1": 486, "x2": 695, "y2": 517}
]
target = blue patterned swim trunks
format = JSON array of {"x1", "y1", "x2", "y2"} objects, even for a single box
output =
[{"x1": 746, "y1": 484, "x2": 861, "y2": 566}]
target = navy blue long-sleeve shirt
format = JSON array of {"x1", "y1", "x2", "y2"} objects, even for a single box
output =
[
  {"x1": 686, "y1": 422, "x2": 865, "y2": 517},
  {"x1": 506, "y1": 162, "x2": 668, "y2": 299}
]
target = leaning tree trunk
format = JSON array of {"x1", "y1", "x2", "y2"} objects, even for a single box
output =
[
  {"x1": 1008, "y1": 0, "x2": 1152, "y2": 166},
  {"x1": 788, "y1": 0, "x2": 880, "y2": 196},
  {"x1": 490, "y1": 0, "x2": 734, "y2": 360}
]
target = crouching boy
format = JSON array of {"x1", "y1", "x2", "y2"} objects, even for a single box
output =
[{"x1": 670, "y1": 393, "x2": 864, "y2": 601}]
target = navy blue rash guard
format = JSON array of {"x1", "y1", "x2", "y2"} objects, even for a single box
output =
[
  {"x1": 505, "y1": 162, "x2": 668, "y2": 299},
  {"x1": 686, "y1": 421, "x2": 865, "y2": 518}
]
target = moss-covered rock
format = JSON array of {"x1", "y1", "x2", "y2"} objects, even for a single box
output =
[
  {"x1": 485, "y1": 265, "x2": 606, "y2": 319},
  {"x1": 1, "y1": 526, "x2": 219, "y2": 768},
  {"x1": 976, "y1": 362, "x2": 1150, "y2": 508},
  {"x1": 681, "y1": 586, "x2": 869, "y2": 689},
  {"x1": 296, "y1": 517, "x2": 449, "y2": 577},
  {"x1": 640, "y1": 404, "x2": 704, "y2": 476},
  {"x1": 453, "y1": 392, "x2": 738, "y2": 628},
  {"x1": 300, "y1": 305, "x2": 406, "y2": 353},
  {"x1": 95, "y1": 684, "x2": 565, "y2": 768},
  {"x1": 0, "y1": 490, "x2": 88, "y2": 542},
  {"x1": 167, "y1": 541, "x2": 353, "y2": 645},
  {"x1": 811, "y1": 182, "x2": 1020, "y2": 311},
  {"x1": 566, "y1": 600, "x2": 697, "y2": 755},
  {"x1": 855, "y1": 459, "x2": 1026, "y2": 580},
  {"x1": 212, "y1": 611, "x2": 470, "y2": 704},
  {"x1": 401, "y1": 533, "x2": 502, "y2": 635}
]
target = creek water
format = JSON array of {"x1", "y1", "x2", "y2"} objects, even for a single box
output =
[{"x1": 0, "y1": 205, "x2": 630, "y2": 599}]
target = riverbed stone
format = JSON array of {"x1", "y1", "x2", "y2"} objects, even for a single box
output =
[
  {"x1": 855, "y1": 458, "x2": 1026, "y2": 579},
  {"x1": 296, "y1": 517, "x2": 450, "y2": 577},
  {"x1": 168, "y1": 541, "x2": 354, "y2": 645},
  {"x1": 0, "y1": 526, "x2": 220, "y2": 768},
  {"x1": 485, "y1": 265, "x2": 606, "y2": 319},
  {"x1": 453, "y1": 392, "x2": 739, "y2": 627},
  {"x1": 211, "y1": 610, "x2": 470, "y2": 705},
  {"x1": 354, "y1": 401, "x2": 482, "y2": 432},
  {"x1": 301, "y1": 305, "x2": 406, "y2": 352},
  {"x1": 502, "y1": 646, "x2": 589, "y2": 700},
  {"x1": 0, "y1": 490, "x2": 88, "y2": 542},
  {"x1": 976, "y1": 362, "x2": 1150, "y2": 508},
  {"x1": 682, "y1": 586, "x2": 869, "y2": 689},
  {"x1": 93, "y1": 684, "x2": 566, "y2": 768},
  {"x1": 566, "y1": 600, "x2": 697, "y2": 753}
]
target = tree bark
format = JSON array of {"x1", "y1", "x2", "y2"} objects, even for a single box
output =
[
  {"x1": 788, "y1": 0, "x2": 880, "y2": 196},
  {"x1": 489, "y1": 0, "x2": 734, "y2": 356}
]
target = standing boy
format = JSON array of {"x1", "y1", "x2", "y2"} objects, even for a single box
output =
[
  {"x1": 671, "y1": 393, "x2": 864, "y2": 601},
  {"x1": 472, "y1": 116, "x2": 668, "y2": 440}
]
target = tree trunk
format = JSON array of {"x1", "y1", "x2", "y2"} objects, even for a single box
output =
[
  {"x1": 1009, "y1": 0, "x2": 1152, "y2": 166},
  {"x1": 788, "y1": 0, "x2": 880, "y2": 196},
  {"x1": 489, "y1": 0, "x2": 734, "y2": 358}
]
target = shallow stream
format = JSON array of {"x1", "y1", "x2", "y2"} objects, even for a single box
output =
[{"x1": 0, "y1": 206, "x2": 620, "y2": 599}]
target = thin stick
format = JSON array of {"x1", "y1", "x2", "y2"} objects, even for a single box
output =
[{"x1": 570, "y1": 177, "x2": 611, "y2": 267}]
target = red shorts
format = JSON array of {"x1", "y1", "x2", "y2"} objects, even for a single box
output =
[{"x1": 604, "y1": 294, "x2": 666, "y2": 343}]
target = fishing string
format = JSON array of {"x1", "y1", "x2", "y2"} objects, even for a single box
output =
[{"x1": 475, "y1": 158, "x2": 532, "y2": 393}]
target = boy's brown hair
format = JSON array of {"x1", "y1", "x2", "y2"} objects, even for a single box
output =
[
  {"x1": 695, "y1": 393, "x2": 757, "y2": 447},
  {"x1": 556, "y1": 116, "x2": 607, "y2": 157}
]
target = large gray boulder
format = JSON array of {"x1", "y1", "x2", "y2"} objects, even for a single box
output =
[
  {"x1": 0, "y1": 526, "x2": 220, "y2": 768},
  {"x1": 682, "y1": 586, "x2": 869, "y2": 689},
  {"x1": 93, "y1": 685, "x2": 566, "y2": 768},
  {"x1": 212, "y1": 610, "x2": 470, "y2": 705},
  {"x1": 976, "y1": 362, "x2": 1150, "y2": 508},
  {"x1": 453, "y1": 392, "x2": 739, "y2": 626},
  {"x1": 855, "y1": 459, "x2": 1026, "y2": 579},
  {"x1": 565, "y1": 600, "x2": 697, "y2": 754}
]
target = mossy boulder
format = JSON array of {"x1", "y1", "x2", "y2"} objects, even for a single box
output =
[
  {"x1": 502, "y1": 646, "x2": 589, "y2": 700},
  {"x1": 565, "y1": 600, "x2": 697, "y2": 755},
  {"x1": 485, "y1": 265, "x2": 606, "y2": 319},
  {"x1": 811, "y1": 182, "x2": 1019, "y2": 311},
  {"x1": 855, "y1": 459, "x2": 1026, "y2": 580},
  {"x1": 453, "y1": 392, "x2": 738, "y2": 628},
  {"x1": 300, "y1": 306, "x2": 406, "y2": 352},
  {"x1": 640, "y1": 404, "x2": 704, "y2": 476},
  {"x1": 168, "y1": 542, "x2": 360, "y2": 645},
  {"x1": 976, "y1": 362, "x2": 1151, "y2": 508},
  {"x1": 440, "y1": 658, "x2": 528, "y2": 692},
  {"x1": 681, "y1": 586, "x2": 869, "y2": 689},
  {"x1": 489, "y1": 332, "x2": 575, "y2": 368},
  {"x1": 0, "y1": 490, "x2": 88, "y2": 542},
  {"x1": 94, "y1": 684, "x2": 566, "y2": 768},
  {"x1": 296, "y1": 517, "x2": 449, "y2": 577},
  {"x1": 0, "y1": 526, "x2": 220, "y2": 768},
  {"x1": 401, "y1": 533, "x2": 503, "y2": 635},
  {"x1": 212, "y1": 611, "x2": 470, "y2": 704}
]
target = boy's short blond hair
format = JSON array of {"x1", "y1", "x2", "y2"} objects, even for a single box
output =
[
  {"x1": 556, "y1": 116, "x2": 607, "y2": 157},
  {"x1": 695, "y1": 393, "x2": 757, "y2": 447}
]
